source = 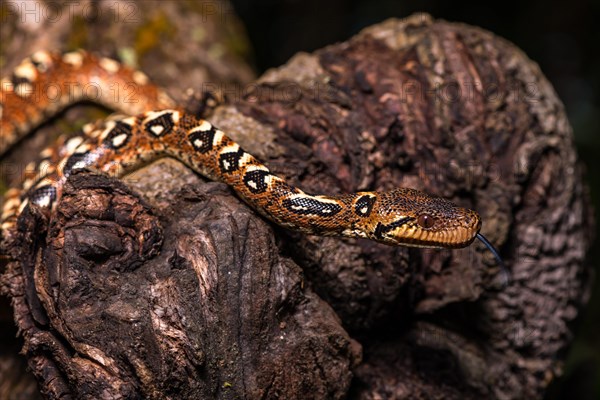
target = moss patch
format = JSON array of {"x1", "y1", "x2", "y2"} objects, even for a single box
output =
[{"x1": 134, "y1": 11, "x2": 177, "y2": 57}]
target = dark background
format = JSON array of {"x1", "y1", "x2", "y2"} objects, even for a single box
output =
[{"x1": 230, "y1": 0, "x2": 600, "y2": 398}]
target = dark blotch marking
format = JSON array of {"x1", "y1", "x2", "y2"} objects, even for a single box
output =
[
  {"x1": 29, "y1": 185, "x2": 57, "y2": 208},
  {"x1": 374, "y1": 217, "x2": 413, "y2": 239},
  {"x1": 63, "y1": 151, "x2": 97, "y2": 177},
  {"x1": 104, "y1": 121, "x2": 133, "y2": 149},
  {"x1": 219, "y1": 148, "x2": 245, "y2": 173},
  {"x1": 11, "y1": 74, "x2": 31, "y2": 86},
  {"x1": 189, "y1": 126, "x2": 215, "y2": 153},
  {"x1": 282, "y1": 197, "x2": 342, "y2": 217},
  {"x1": 354, "y1": 195, "x2": 377, "y2": 217},
  {"x1": 145, "y1": 112, "x2": 174, "y2": 136},
  {"x1": 243, "y1": 170, "x2": 270, "y2": 194},
  {"x1": 30, "y1": 57, "x2": 44, "y2": 71}
]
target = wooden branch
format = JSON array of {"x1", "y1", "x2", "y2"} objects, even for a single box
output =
[{"x1": 1, "y1": 8, "x2": 593, "y2": 400}]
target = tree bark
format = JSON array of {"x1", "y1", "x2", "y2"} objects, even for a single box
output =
[{"x1": 1, "y1": 6, "x2": 594, "y2": 400}]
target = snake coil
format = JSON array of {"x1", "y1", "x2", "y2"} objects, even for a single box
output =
[{"x1": 0, "y1": 50, "x2": 506, "y2": 279}]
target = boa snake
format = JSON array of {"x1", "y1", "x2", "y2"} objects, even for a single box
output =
[{"x1": 0, "y1": 50, "x2": 504, "y2": 269}]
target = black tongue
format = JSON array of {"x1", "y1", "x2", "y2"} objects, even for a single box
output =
[{"x1": 476, "y1": 233, "x2": 510, "y2": 288}]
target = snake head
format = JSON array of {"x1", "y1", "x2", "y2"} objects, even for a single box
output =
[{"x1": 363, "y1": 188, "x2": 482, "y2": 248}]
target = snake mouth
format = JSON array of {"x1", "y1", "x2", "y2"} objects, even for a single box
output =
[
  {"x1": 375, "y1": 222, "x2": 480, "y2": 249},
  {"x1": 408, "y1": 226, "x2": 479, "y2": 248}
]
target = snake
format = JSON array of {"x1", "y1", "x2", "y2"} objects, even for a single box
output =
[{"x1": 0, "y1": 50, "x2": 505, "y2": 269}]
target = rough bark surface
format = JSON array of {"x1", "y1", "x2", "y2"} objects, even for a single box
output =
[
  {"x1": 0, "y1": 0, "x2": 255, "y2": 189},
  {"x1": 0, "y1": 8, "x2": 594, "y2": 400},
  {"x1": 1, "y1": 0, "x2": 254, "y2": 397},
  {"x1": 6, "y1": 168, "x2": 360, "y2": 399}
]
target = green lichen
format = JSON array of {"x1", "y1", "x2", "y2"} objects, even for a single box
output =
[
  {"x1": 134, "y1": 12, "x2": 177, "y2": 57},
  {"x1": 0, "y1": 3, "x2": 17, "y2": 62},
  {"x1": 192, "y1": 26, "x2": 206, "y2": 43},
  {"x1": 118, "y1": 47, "x2": 138, "y2": 68},
  {"x1": 178, "y1": 0, "x2": 252, "y2": 61},
  {"x1": 222, "y1": 23, "x2": 253, "y2": 61},
  {"x1": 0, "y1": 181, "x2": 7, "y2": 196},
  {"x1": 66, "y1": 15, "x2": 89, "y2": 50}
]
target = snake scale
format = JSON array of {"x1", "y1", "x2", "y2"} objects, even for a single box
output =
[{"x1": 0, "y1": 50, "x2": 504, "y2": 268}]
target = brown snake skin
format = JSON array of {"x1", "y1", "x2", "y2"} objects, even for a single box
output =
[{"x1": 0, "y1": 50, "x2": 504, "y2": 265}]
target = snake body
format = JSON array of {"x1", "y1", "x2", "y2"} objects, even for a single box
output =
[{"x1": 0, "y1": 51, "x2": 490, "y2": 253}]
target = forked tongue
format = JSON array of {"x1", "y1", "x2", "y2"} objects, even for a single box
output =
[{"x1": 476, "y1": 233, "x2": 510, "y2": 288}]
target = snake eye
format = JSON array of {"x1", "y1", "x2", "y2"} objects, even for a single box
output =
[{"x1": 417, "y1": 214, "x2": 436, "y2": 229}]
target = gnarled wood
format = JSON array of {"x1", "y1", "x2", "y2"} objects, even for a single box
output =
[{"x1": 1, "y1": 11, "x2": 593, "y2": 400}]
